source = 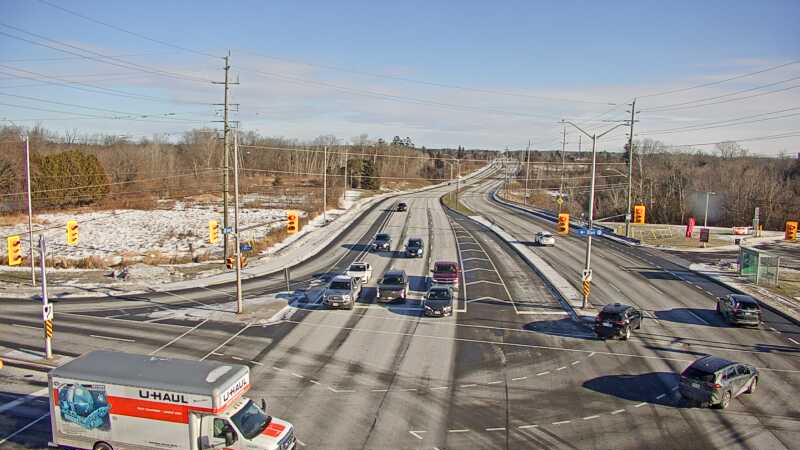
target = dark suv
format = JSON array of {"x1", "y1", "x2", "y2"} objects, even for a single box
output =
[
  {"x1": 717, "y1": 294, "x2": 761, "y2": 327},
  {"x1": 371, "y1": 233, "x2": 392, "y2": 252},
  {"x1": 405, "y1": 238, "x2": 424, "y2": 258},
  {"x1": 594, "y1": 303, "x2": 642, "y2": 340},
  {"x1": 397, "y1": 202, "x2": 408, "y2": 212},
  {"x1": 679, "y1": 355, "x2": 758, "y2": 409},
  {"x1": 377, "y1": 269, "x2": 409, "y2": 303}
]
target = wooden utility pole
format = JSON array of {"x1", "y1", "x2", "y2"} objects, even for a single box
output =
[
  {"x1": 625, "y1": 99, "x2": 637, "y2": 238},
  {"x1": 212, "y1": 51, "x2": 238, "y2": 258}
]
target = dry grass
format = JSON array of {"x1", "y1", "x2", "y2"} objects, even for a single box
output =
[{"x1": 0, "y1": 213, "x2": 33, "y2": 226}]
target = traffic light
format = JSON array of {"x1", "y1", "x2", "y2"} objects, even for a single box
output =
[
  {"x1": 787, "y1": 221, "x2": 798, "y2": 241},
  {"x1": 6, "y1": 235, "x2": 22, "y2": 266},
  {"x1": 557, "y1": 213, "x2": 570, "y2": 235},
  {"x1": 287, "y1": 210, "x2": 299, "y2": 234},
  {"x1": 225, "y1": 255, "x2": 247, "y2": 269},
  {"x1": 633, "y1": 204, "x2": 646, "y2": 224},
  {"x1": 209, "y1": 220, "x2": 220, "y2": 244},
  {"x1": 240, "y1": 255, "x2": 248, "y2": 269},
  {"x1": 66, "y1": 220, "x2": 79, "y2": 246}
]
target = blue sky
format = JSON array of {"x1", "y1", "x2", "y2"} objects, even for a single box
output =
[{"x1": 2, "y1": 0, "x2": 799, "y2": 153}]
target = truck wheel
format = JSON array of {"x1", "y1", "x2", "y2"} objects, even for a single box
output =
[{"x1": 94, "y1": 442, "x2": 113, "y2": 450}]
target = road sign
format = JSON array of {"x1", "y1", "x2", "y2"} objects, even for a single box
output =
[
  {"x1": 223, "y1": 227, "x2": 233, "y2": 234},
  {"x1": 699, "y1": 228, "x2": 710, "y2": 243},
  {"x1": 240, "y1": 244, "x2": 253, "y2": 252},
  {"x1": 577, "y1": 228, "x2": 604, "y2": 237},
  {"x1": 42, "y1": 304, "x2": 53, "y2": 321},
  {"x1": 45, "y1": 320, "x2": 53, "y2": 338},
  {"x1": 556, "y1": 196, "x2": 563, "y2": 206},
  {"x1": 582, "y1": 269, "x2": 593, "y2": 282},
  {"x1": 582, "y1": 280, "x2": 591, "y2": 298}
]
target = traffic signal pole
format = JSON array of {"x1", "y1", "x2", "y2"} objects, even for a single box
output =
[
  {"x1": 38, "y1": 235, "x2": 52, "y2": 359},
  {"x1": 233, "y1": 131, "x2": 243, "y2": 314},
  {"x1": 24, "y1": 135, "x2": 35, "y2": 286}
]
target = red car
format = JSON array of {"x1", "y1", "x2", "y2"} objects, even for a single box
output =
[{"x1": 431, "y1": 261, "x2": 460, "y2": 286}]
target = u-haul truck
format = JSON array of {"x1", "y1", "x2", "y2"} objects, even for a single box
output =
[{"x1": 48, "y1": 350, "x2": 295, "y2": 450}]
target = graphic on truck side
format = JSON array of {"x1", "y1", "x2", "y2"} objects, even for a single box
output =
[{"x1": 56, "y1": 382, "x2": 111, "y2": 432}]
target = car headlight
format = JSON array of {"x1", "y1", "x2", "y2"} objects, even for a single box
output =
[
  {"x1": 424, "y1": 305, "x2": 432, "y2": 310},
  {"x1": 444, "y1": 306, "x2": 452, "y2": 311}
]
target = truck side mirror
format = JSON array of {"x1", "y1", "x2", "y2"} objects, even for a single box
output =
[
  {"x1": 261, "y1": 398, "x2": 267, "y2": 411},
  {"x1": 225, "y1": 430, "x2": 236, "y2": 446}
]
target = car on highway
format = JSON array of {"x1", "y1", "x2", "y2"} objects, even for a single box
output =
[
  {"x1": 405, "y1": 238, "x2": 425, "y2": 258},
  {"x1": 594, "y1": 303, "x2": 642, "y2": 340},
  {"x1": 431, "y1": 261, "x2": 460, "y2": 286},
  {"x1": 423, "y1": 286, "x2": 454, "y2": 317},
  {"x1": 371, "y1": 233, "x2": 392, "y2": 252},
  {"x1": 534, "y1": 231, "x2": 556, "y2": 246},
  {"x1": 346, "y1": 262, "x2": 372, "y2": 283},
  {"x1": 323, "y1": 275, "x2": 362, "y2": 309},
  {"x1": 679, "y1": 355, "x2": 758, "y2": 409},
  {"x1": 376, "y1": 269, "x2": 409, "y2": 303},
  {"x1": 717, "y1": 294, "x2": 762, "y2": 327},
  {"x1": 397, "y1": 202, "x2": 408, "y2": 212}
]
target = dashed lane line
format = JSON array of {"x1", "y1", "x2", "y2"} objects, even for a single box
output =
[
  {"x1": 552, "y1": 420, "x2": 572, "y2": 425},
  {"x1": 583, "y1": 415, "x2": 599, "y2": 420},
  {"x1": 90, "y1": 334, "x2": 136, "y2": 342},
  {"x1": 200, "y1": 322, "x2": 252, "y2": 361},
  {"x1": 789, "y1": 338, "x2": 800, "y2": 346},
  {"x1": 486, "y1": 427, "x2": 506, "y2": 432},
  {"x1": 0, "y1": 388, "x2": 49, "y2": 414},
  {"x1": 611, "y1": 409, "x2": 626, "y2": 415}
]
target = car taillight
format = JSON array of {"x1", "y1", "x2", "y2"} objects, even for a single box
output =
[
  {"x1": 594, "y1": 316, "x2": 601, "y2": 322},
  {"x1": 708, "y1": 382, "x2": 721, "y2": 389},
  {"x1": 613, "y1": 320, "x2": 626, "y2": 326}
]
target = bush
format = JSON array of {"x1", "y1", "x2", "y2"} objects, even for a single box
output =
[{"x1": 32, "y1": 149, "x2": 109, "y2": 207}]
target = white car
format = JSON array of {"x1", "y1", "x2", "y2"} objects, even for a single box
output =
[
  {"x1": 534, "y1": 231, "x2": 556, "y2": 246},
  {"x1": 346, "y1": 262, "x2": 372, "y2": 283}
]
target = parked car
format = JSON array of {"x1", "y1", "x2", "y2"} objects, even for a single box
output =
[
  {"x1": 322, "y1": 275, "x2": 362, "y2": 309},
  {"x1": 371, "y1": 233, "x2": 392, "y2": 252},
  {"x1": 534, "y1": 231, "x2": 556, "y2": 246},
  {"x1": 679, "y1": 355, "x2": 758, "y2": 409},
  {"x1": 397, "y1": 202, "x2": 408, "y2": 212},
  {"x1": 376, "y1": 269, "x2": 409, "y2": 303},
  {"x1": 423, "y1": 286, "x2": 454, "y2": 317},
  {"x1": 346, "y1": 262, "x2": 372, "y2": 283},
  {"x1": 405, "y1": 238, "x2": 425, "y2": 258},
  {"x1": 717, "y1": 294, "x2": 762, "y2": 327},
  {"x1": 594, "y1": 303, "x2": 643, "y2": 340},
  {"x1": 431, "y1": 261, "x2": 460, "y2": 286}
]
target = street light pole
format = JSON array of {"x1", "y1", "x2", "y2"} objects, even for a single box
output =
[
  {"x1": 233, "y1": 131, "x2": 243, "y2": 314},
  {"x1": 624, "y1": 98, "x2": 637, "y2": 238},
  {"x1": 703, "y1": 191, "x2": 716, "y2": 227},
  {"x1": 562, "y1": 120, "x2": 628, "y2": 308},
  {"x1": 524, "y1": 140, "x2": 531, "y2": 205}
]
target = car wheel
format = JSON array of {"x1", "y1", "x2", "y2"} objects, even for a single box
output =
[
  {"x1": 716, "y1": 391, "x2": 732, "y2": 409},
  {"x1": 94, "y1": 443, "x2": 113, "y2": 450},
  {"x1": 621, "y1": 327, "x2": 631, "y2": 341},
  {"x1": 746, "y1": 377, "x2": 757, "y2": 394}
]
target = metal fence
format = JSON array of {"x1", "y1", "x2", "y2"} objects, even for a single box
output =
[{"x1": 739, "y1": 246, "x2": 781, "y2": 287}]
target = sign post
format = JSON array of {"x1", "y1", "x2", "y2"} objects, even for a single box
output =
[{"x1": 38, "y1": 235, "x2": 52, "y2": 359}]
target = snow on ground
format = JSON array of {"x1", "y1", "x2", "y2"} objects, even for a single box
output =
[{"x1": 0, "y1": 201, "x2": 290, "y2": 260}]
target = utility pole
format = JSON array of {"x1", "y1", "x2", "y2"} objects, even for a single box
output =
[
  {"x1": 212, "y1": 51, "x2": 238, "y2": 259},
  {"x1": 560, "y1": 126, "x2": 567, "y2": 194},
  {"x1": 38, "y1": 235, "x2": 52, "y2": 359},
  {"x1": 624, "y1": 98, "x2": 638, "y2": 238},
  {"x1": 703, "y1": 191, "x2": 716, "y2": 227},
  {"x1": 233, "y1": 131, "x2": 243, "y2": 314},
  {"x1": 562, "y1": 120, "x2": 628, "y2": 308},
  {"x1": 524, "y1": 140, "x2": 531, "y2": 205},
  {"x1": 24, "y1": 135, "x2": 35, "y2": 286},
  {"x1": 323, "y1": 145, "x2": 328, "y2": 224}
]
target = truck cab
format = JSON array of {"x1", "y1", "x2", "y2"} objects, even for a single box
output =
[
  {"x1": 200, "y1": 398, "x2": 294, "y2": 450},
  {"x1": 323, "y1": 275, "x2": 362, "y2": 309}
]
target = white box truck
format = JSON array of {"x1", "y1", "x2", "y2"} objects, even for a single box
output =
[{"x1": 48, "y1": 350, "x2": 295, "y2": 450}]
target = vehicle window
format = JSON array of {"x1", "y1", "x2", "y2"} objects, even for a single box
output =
[
  {"x1": 381, "y1": 276, "x2": 404, "y2": 285},
  {"x1": 427, "y1": 289, "x2": 451, "y2": 300},
  {"x1": 349, "y1": 264, "x2": 365, "y2": 271},
  {"x1": 376, "y1": 234, "x2": 390, "y2": 241},
  {"x1": 329, "y1": 281, "x2": 351, "y2": 290},
  {"x1": 230, "y1": 400, "x2": 270, "y2": 440},
  {"x1": 213, "y1": 418, "x2": 227, "y2": 438},
  {"x1": 599, "y1": 312, "x2": 623, "y2": 321},
  {"x1": 739, "y1": 302, "x2": 759, "y2": 310},
  {"x1": 434, "y1": 264, "x2": 457, "y2": 273},
  {"x1": 722, "y1": 367, "x2": 735, "y2": 381},
  {"x1": 736, "y1": 365, "x2": 749, "y2": 376},
  {"x1": 682, "y1": 367, "x2": 715, "y2": 382}
]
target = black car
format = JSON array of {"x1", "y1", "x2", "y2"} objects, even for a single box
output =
[
  {"x1": 371, "y1": 233, "x2": 392, "y2": 252},
  {"x1": 405, "y1": 238, "x2": 424, "y2": 258},
  {"x1": 679, "y1": 355, "x2": 758, "y2": 409},
  {"x1": 717, "y1": 294, "x2": 761, "y2": 327},
  {"x1": 423, "y1": 286, "x2": 454, "y2": 317},
  {"x1": 377, "y1": 269, "x2": 409, "y2": 303},
  {"x1": 594, "y1": 303, "x2": 642, "y2": 340},
  {"x1": 397, "y1": 202, "x2": 408, "y2": 212}
]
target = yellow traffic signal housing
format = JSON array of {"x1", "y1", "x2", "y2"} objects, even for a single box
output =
[
  {"x1": 66, "y1": 220, "x2": 79, "y2": 246},
  {"x1": 287, "y1": 210, "x2": 300, "y2": 234},
  {"x1": 226, "y1": 256, "x2": 234, "y2": 269},
  {"x1": 557, "y1": 213, "x2": 570, "y2": 235},
  {"x1": 633, "y1": 204, "x2": 646, "y2": 224},
  {"x1": 240, "y1": 255, "x2": 248, "y2": 269},
  {"x1": 7, "y1": 235, "x2": 22, "y2": 266},
  {"x1": 787, "y1": 221, "x2": 798, "y2": 241},
  {"x1": 209, "y1": 220, "x2": 220, "y2": 244}
]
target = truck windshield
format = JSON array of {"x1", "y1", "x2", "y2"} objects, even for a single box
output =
[
  {"x1": 230, "y1": 400, "x2": 271, "y2": 440},
  {"x1": 381, "y1": 276, "x2": 403, "y2": 285},
  {"x1": 329, "y1": 281, "x2": 351, "y2": 290},
  {"x1": 434, "y1": 264, "x2": 456, "y2": 273}
]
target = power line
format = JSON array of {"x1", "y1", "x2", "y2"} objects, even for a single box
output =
[
  {"x1": 637, "y1": 59, "x2": 800, "y2": 99},
  {"x1": 641, "y1": 75, "x2": 800, "y2": 112},
  {"x1": 640, "y1": 108, "x2": 800, "y2": 136},
  {"x1": 34, "y1": 0, "x2": 220, "y2": 60},
  {"x1": 0, "y1": 101, "x2": 211, "y2": 124}
]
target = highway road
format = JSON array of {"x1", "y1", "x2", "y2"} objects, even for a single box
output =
[{"x1": 1, "y1": 163, "x2": 799, "y2": 450}]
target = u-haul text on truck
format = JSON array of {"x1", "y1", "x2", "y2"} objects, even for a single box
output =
[{"x1": 48, "y1": 350, "x2": 295, "y2": 450}]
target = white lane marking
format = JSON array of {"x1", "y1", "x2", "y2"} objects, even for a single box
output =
[
  {"x1": 611, "y1": 409, "x2": 626, "y2": 415},
  {"x1": 552, "y1": 420, "x2": 571, "y2": 425},
  {"x1": 671, "y1": 386, "x2": 680, "y2": 391},
  {"x1": 588, "y1": 352, "x2": 596, "y2": 357},
  {"x1": 0, "y1": 412, "x2": 49, "y2": 445},
  {"x1": 272, "y1": 366, "x2": 284, "y2": 372},
  {"x1": 90, "y1": 334, "x2": 136, "y2": 342},
  {"x1": 402, "y1": 388, "x2": 418, "y2": 392},
  {"x1": 463, "y1": 267, "x2": 498, "y2": 273},
  {"x1": 150, "y1": 319, "x2": 208, "y2": 355},
  {"x1": 769, "y1": 326, "x2": 779, "y2": 333},
  {"x1": 291, "y1": 373, "x2": 304, "y2": 379},
  {"x1": 460, "y1": 384, "x2": 477, "y2": 388},
  {"x1": 371, "y1": 388, "x2": 388, "y2": 392},
  {"x1": 309, "y1": 380, "x2": 320, "y2": 385},
  {"x1": 462, "y1": 257, "x2": 490, "y2": 262},
  {"x1": 656, "y1": 393, "x2": 666, "y2": 400},
  {"x1": 511, "y1": 376, "x2": 527, "y2": 381},
  {"x1": 12, "y1": 324, "x2": 39, "y2": 330},
  {"x1": 211, "y1": 352, "x2": 224, "y2": 356},
  {"x1": 465, "y1": 280, "x2": 506, "y2": 287},
  {"x1": 556, "y1": 366, "x2": 567, "y2": 371},
  {"x1": 486, "y1": 427, "x2": 506, "y2": 431},
  {"x1": 296, "y1": 439, "x2": 306, "y2": 447},
  {"x1": 250, "y1": 360, "x2": 263, "y2": 366},
  {"x1": 789, "y1": 338, "x2": 800, "y2": 345},
  {"x1": 409, "y1": 430, "x2": 425, "y2": 440},
  {"x1": 0, "y1": 388, "x2": 49, "y2": 414},
  {"x1": 200, "y1": 322, "x2": 252, "y2": 361},
  {"x1": 431, "y1": 386, "x2": 449, "y2": 390},
  {"x1": 536, "y1": 371, "x2": 550, "y2": 376},
  {"x1": 571, "y1": 361, "x2": 580, "y2": 365},
  {"x1": 634, "y1": 402, "x2": 647, "y2": 408},
  {"x1": 518, "y1": 424, "x2": 538, "y2": 430},
  {"x1": 685, "y1": 310, "x2": 709, "y2": 325},
  {"x1": 488, "y1": 380, "x2": 503, "y2": 385},
  {"x1": 231, "y1": 356, "x2": 243, "y2": 361},
  {"x1": 583, "y1": 415, "x2": 599, "y2": 420},
  {"x1": 449, "y1": 429, "x2": 470, "y2": 433}
]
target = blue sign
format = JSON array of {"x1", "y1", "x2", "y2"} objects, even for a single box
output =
[
  {"x1": 577, "y1": 228, "x2": 604, "y2": 236},
  {"x1": 240, "y1": 244, "x2": 253, "y2": 251},
  {"x1": 223, "y1": 227, "x2": 233, "y2": 234}
]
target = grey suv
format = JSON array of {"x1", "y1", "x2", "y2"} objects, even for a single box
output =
[
  {"x1": 376, "y1": 269, "x2": 409, "y2": 303},
  {"x1": 717, "y1": 294, "x2": 762, "y2": 327},
  {"x1": 679, "y1": 355, "x2": 758, "y2": 409}
]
